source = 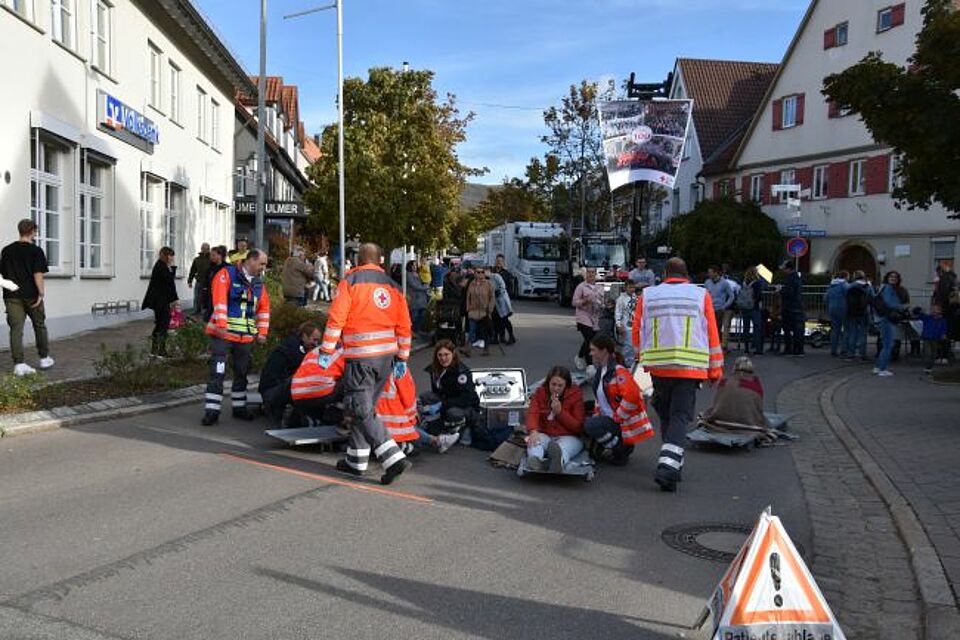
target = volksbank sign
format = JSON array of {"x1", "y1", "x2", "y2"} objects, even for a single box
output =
[
  {"x1": 234, "y1": 197, "x2": 306, "y2": 219},
  {"x1": 97, "y1": 91, "x2": 159, "y2": 153}
]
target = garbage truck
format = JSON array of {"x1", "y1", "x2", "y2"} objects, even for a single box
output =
[
  {"x1": 556, "y1": 231, "x2": 630, "y2": 306},
  {"x1": 480, "y1": 222, "x2": 565, "y2": 298}
]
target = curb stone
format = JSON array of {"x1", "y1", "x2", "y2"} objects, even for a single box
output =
[{"x1": 820, "y1": 374, "x2": 960, "y2": 640}]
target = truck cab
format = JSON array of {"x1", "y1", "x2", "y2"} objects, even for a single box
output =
[
  {"x1": 556, "y1": 233, "x2": 630, "y2": 306},
  {"x1": 482, "y1": 222, "x2": 564, "y2": 298}
]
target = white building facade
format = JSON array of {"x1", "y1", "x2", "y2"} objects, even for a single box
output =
[
  {"x1": 706, "y1": 0, "x2": 956, "y2": 290},
  {"x1": 0, "y1": 0, "x2": 254, "y2": 346}
]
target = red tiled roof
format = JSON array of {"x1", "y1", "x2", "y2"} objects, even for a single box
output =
[
  {"x1": 281, "y1": 86, "x2": 299, "y2": 131},
  {"x1": 677, "y1": 58, "x2": 778, "y2": 173},
  {"x1": 237, "y1": 75, "x2": 284, "y2": 106},
  {"x1": 302, "y1": 131, "x2": 322, "y2": 164}
]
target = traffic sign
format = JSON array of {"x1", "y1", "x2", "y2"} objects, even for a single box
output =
[
  {"x1": 799, "y1": 229, "x2": 827, "y2": 238},
  {"x1": 786, "y1": 237, "x2": 809, "y2": 258},
  {"x1": 785, "y1": 224, "x2": 808, "y2": 233},
  {"x1": 771, "y1": 184, "x2": 801, "y2": 195}
]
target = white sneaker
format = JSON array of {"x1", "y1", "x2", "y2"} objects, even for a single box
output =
[
  {"x1": 871, "y1": 367, "x2": 881, "y2": 375},
  {"x1": 877, "y1": 370, "x2": 894, "y2": 377},
  {"x1": 472, "y1": 340, "x2": 483, "y2": 348},
  {"x1": 437, "y1": 432, "x2": 460, "y2": 453},
  {"x1": 38, "y1": 356, "x2": 55, "y2": 370},
  {"x1": 574, "y1": 356, "x2": 586, "y2": 371},
  {"x1": 13, "y1": 363, "x2": 36, "y2": 376}
]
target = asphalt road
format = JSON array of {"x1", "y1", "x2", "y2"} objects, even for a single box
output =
[{"x1": 0, "y1": 300, "x2": 831, "y2": 640}]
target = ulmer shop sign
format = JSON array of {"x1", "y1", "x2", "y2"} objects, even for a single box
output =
[
  {"x1": 234, "y1": 198, "x2": 306, "y2": 219},
  {"x1": 97, "y1": 91, "x2": 159, "y2": 153}
]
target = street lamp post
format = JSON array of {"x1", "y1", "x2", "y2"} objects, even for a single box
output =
[
  {"x1": 256, "y1": 0, "x2": 267, "y2": 251},
  {"x1": 285, "y1": 1, "x2": 346, "y2": 278}
]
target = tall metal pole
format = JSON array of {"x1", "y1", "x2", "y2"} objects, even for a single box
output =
[
  {"x1": 336, "y1": 0, "x2": 346, "y2": 278},
  {"x1": 255, "y1": 0, "x2": 267, "y2": 251}
]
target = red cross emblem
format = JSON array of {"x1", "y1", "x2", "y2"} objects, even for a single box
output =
[{"x1": 373, "y1": 287, "x2": 391, "y2": 309}]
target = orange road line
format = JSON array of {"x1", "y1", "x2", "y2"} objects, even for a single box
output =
[{"x1": 219, "y1": 452, "x2": 433, "y2": 504}]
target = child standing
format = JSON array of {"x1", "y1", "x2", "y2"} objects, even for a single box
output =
[{"x1": 920, "y1": 304, "x2": 948, "y2": 374}]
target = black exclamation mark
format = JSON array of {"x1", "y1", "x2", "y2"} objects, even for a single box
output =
[{"x1": 770, "y1": 552, "x2": 783, "y2": 608}]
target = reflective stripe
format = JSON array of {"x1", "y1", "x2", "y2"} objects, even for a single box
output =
[
  {"x1": 204, "y1": 403, "x2": 220, "y2": 410},
  {"x1": 619, "y1": 400, "x2": 638, "y2": 411},
  {"x1": 293, "y1": 375, "x2": 338, "y2": 384},
  {"x1": 397, "y1": 350, "x2": 410, "y2": 359},
  {"x1": 344, "y1": 344, "x2": 398, "y2": 357},
  {"x1": 374, "y1": 440, "x2": 397, "y2": 457},
  {"x1": 684, "y1": 317, "x2": 692, "y2": 348},
  {"x1": 380, "y1": 414, "x2": 413, "y2": 424},
  {"x1": 620, "y1": 412, "x2": 649, "y2": 427},
  {"x1": 325, "y1": 328, "x2": 343, "y2": 338},
  {"x1": 214, "y1": 304, "x2": 227, "y2": 310},
  {"x1": 347, "y1": 447, "x2": 371, "y2": 457},
  {"x1": 381, "y1": 451, "x2": 406, "y2": 469},
  {"x1": 658, "y1": 456, "x2": 682, "y2": 470},
  {"x1": 257, "y1": 313, "x2": 270, "y2": 319},
  {"x1": 652, "y1": 317, "x2": 660, "y2": 348},
  {"x1": 662, "y1": 443, "x2": 684, "y2": 456},
  {"x1": 622, "y1": 425, "x2": 653, "y2": 441},
  {"x1": 397, "y1": 337, "x2": 412, "y2": 345},
  {"x1": 343, "y1": 329, "x2": 396, "y2": 342},
  {"x1": 320, "y1": 341, "x2": 338, "y2": 351},
  {"x1": 205, "y1": 393, "x2": 221, "y2": 401}
]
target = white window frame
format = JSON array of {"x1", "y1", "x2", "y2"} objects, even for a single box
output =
[
  {"x1": 148, "y1": 41, "x2": 162, "y2": 110},
  {"x1": 750, "y1": 174, "x2": 763, "y2": 202},
  {"x1": 139, "y1": 174, "x2": 163, "y2": 275},
  {"x1": 782, "y1": 95, "x2": 798, "y2": 129},
  {"x1": 932, "y1": 240, "x2": 956, "y2": 278},
  {"x1": 779, "y1": 169, "x2": 796, "y2": 203},
  {"x1": 90, "y1": 0, "x2": 111, "y2": 72},
  {"x1": 169, "y1": 62, "x2": 181, "y2": 123},
  {"x1": 877, "y1": 7, "x2": 894, "y2": 32},
  {"x1": 849, "y1": 159, "x2": 866, "y2": 196},
  {"x1": 30, "y1": 132, "x2": 68, "y2": 270},
  {"x1": 835, "y1": 22, "x2": 848, "y2": 46},
  {"x1": 163, "y1": 183, "x2": 183, "y2": 259},
  {"x1": 78, "y1": 151, "x2": 108, "y2": 273},
  {"x1": 51, "y1": 0, "x2": 75, "y2": 49},
  {"x1": 210, "y1": 98, "x2": 220, "y2": 150},
  {"x1": 3, "y1": 0, "x2": 36, "y2": 22},
  {"x1": 812, "y1": 165, "x2": 829, "y2": 200},
  {"x1": 889, "y1": 154, "x2": 904, "y2": 192},
  {"x1": 196, "y1": 86, "x2": 208, "y2": 143}
]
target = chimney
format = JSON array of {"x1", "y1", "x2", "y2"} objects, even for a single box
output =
[{"x1": 313, "y1": 133, "x2": 320, "y2": 145}]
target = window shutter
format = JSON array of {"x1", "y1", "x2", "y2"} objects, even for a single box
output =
[
  {"x1": 823, "y1": 28, "x2": 836, "y2": 49},
  {"x1": 796, "y1": 94, "x2": 806, "y2": 125},
  {"x1": 797, "y1": 167, "x2": 813, "y2": 193},
  {"x1": 828, "y1": 101, "x2": 840, "y2": 119},
  {"x1": 763, "y1": 173, "x2": 778, "y2": 205},
  {"x1": 891, "y1": 3, "x2": 906, "y2": 26},
  {"x1": 713, "y1": 181, "x2": 721, "y2": 200},
  {"x1": 827, "y1": 163, "x2": 848, "y2": 199},
  {"x1": 741, "y1": 176, "x2": 751, "y2": 202},
  {"x1": 866, "y1": 155, "x2": 891, "y2": 194},
  {"x1": 772, "y1": 99, "x2": 783, "y2": 131}
]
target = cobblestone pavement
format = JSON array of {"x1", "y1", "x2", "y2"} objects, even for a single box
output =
[
  {"x1": 778, "y1": 367, "x2": 922, "y2": 639},
  {"x1": 835, "y1": 367, "x2": 960, "y2": 608}
]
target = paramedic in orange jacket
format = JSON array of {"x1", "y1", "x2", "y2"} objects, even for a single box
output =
[
  {"x1": 632, "y1": 257, "x2": 723, "y2": 492},
  {"x1": 201, "y1": 249, "x2": 270, "y2": 426},
  {"x1": 377, "y1": 367, "x2": 419, "y2": 450},
  {"x1": 318, "y1": 243, "x2": 413, "y2": 485},
  {"x1": 291, "y1": 346, "x2": 346, "y2": 425}
]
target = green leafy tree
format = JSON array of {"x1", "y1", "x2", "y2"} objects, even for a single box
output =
[
  {"x1": 667, "y1": 199, "x2": 783, "y2": 276},
  {"x1": 822, "y1": 0, "x2": 960, "y2": 216},
  {"x1": 305, "y1": 67, "x2": 483, "y2": 251},
  {"x1": 474, "y1": 179, "x2": 552, "y2": 228}
]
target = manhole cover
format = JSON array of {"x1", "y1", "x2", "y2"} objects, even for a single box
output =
[{"x1": 661, "y1": 523, "x2": 753, "y2": 563}]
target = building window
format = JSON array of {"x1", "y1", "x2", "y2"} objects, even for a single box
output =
[
  {"x1": 4, "y1": 0, "x2": 36, "y2": 22},
  {"x1": 933, "y1": 240, "x2": 956, "y2": 276},
  {"x1": 849, "y1": 159, "x2": 866, "y2": 196},
  {"x1": 782, "y1": 96, "x2": 798, "y2": 129},
  {"x1": 196, "y1": 86, "x2": 208, "y2": 142},
  {"x1": 140, "y1": 174, "x2": 163, "y2": 274},
  {"x1": 889, "y1": 154, "x2": 904, "y2": 191},
  {"x1": 836, "y1": 22, "x2": 848, "y2": 46},
  {"x1": 163, "y1": 184, "x2": 183, "y2": 257},
  {"x1": 750, "y1": 174, "x2": 763, "y2": 202},
  {"x1": 169, "y1": 62, "x2": 181, "y2": 123},
  {"x1": 149, "y1": 42, "x2": 162, "y2": 109},
  {"x1": 90, "y1": 0, "x2": 111, "y2": 72},
  {"x1": 878, "y1": 8, "x2": 894, "y2": 31},
  {"x1": 51, "y1": 0, "x2": 74, "y2": 49},
  {"x1": 812, "y1": 165, "x2": 829, "y2": 200},
  {"x1": 30, "y1": 133, "x2": 68, "y2": 269},
  {"x1": 79, "y1": 152, "x2": 108, "y2": 272},
  {"x1": 779, "y1": 169, "x2": 797, "y2": 203},
  {"x1": 210, "y1": 99, "x2": 220, "y2": 150},
  {"x1": 718, "y1": 180, "x2": 729, "y2": 197}
]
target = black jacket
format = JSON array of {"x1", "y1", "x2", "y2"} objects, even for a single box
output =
[
  {"x1": 142, "y1": 260, "x2": 178, "y2": 311},
  {"x1": 258, "y1": 334, "x2": 308, "y2": 393},
  {"x1": 425, "y1": 361, "x2": 480, "y2": 410}
]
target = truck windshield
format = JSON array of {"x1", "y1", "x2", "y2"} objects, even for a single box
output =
[
  {"x1": 583, "y1": 243, "x2": 627, "y2": 269},
  {"x1": 522, "y1": 239, "x2": 562, "y2": 261}
]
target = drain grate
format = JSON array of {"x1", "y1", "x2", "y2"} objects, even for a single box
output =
[{"x1": 661, "y1": 522, "x2": 753, "y2": 563}]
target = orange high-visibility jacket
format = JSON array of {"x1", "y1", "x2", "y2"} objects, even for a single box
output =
[
  {"x1": 291, "y1": 348, "x2": 345, "y2": 401},
  {"x1": 592, "y1": 363, "x2": 654, "y2": 445},
  {"x1": 320, "y1": 264, "x2": 413, "y2": 361},
  {"x1": 205, "y1": 265, "x2": 270, "y2": 344},
  {"x1": 376, "y1": 368, "x2": 419, "y2": 443}
]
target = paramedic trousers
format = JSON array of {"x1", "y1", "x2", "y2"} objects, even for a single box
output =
[
  {"x1": 204, "y1": 337, "x2": 252, "y2": 415},
  {"x1": 341, "y1": 356, "x2": 406, "y2": 472},
  {"x1": 652, "y1": 377, "x2": 698, "y2": 473}
]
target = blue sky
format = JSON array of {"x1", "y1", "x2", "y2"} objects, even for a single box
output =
[{"x1": 194, "y1": 0, "x2": 809, "y2": 184}]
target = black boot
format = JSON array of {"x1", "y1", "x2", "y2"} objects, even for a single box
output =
[
  {"x1": 506, "y1": 333, "x2": 516, "y2": 345},
  {"x1": 201, "y1": 410, "x2": 219, "y2": 426},
  {"x1": 654, "y1": 464, "x2": 679, "y2": 492},
  {"x1": 380, "y1": 458, "x2": 412, "y2": 485},
  {"x1": 232, "y1": 407, "x2": 256, "y2": 421},
  {"x1": 610, "y1": 442, "x2": 632, "y2": 466},
  {"x1": 336, "y1": 459, "x2": 364, "y2": 477}
]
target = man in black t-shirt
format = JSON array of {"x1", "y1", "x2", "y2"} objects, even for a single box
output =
[{"x1": 0, "y1": 219, "x2": 53, "y2": 376}]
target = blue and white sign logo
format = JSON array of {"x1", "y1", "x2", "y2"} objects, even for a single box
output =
[{"x1": 97, "y1": 91, "x2": 159, "y2": 151}]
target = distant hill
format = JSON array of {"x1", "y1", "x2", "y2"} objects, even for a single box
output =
[{"x1": 460, "y1": 183, "x2": 499, "y2": 211}]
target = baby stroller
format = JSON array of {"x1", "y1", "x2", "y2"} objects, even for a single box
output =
[{"x1": 433, "y1": 299, "x2": 464, "y2": 346}]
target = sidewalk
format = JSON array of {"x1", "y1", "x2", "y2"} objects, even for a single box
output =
[{"x1": 833, "y1": 364, "x2": 960, "y2": 608}]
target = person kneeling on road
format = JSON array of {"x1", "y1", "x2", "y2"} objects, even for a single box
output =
[
  {"x1": 290, "y1": 343, "x2": 346, "y2": 428},
  {"x1": 201, "y1": 250, "x2": 270, "y2": 426},
  {"x1": 525, "y1": 365, "x2": 586, "y2": 472},
  {"x1": 424, "y1": 340, "x2": 481, "y2": 447},
  {"x1": 259, "y1": 320, "x2": 323, "y2": 428},
  {"x1": 583, "y1": 333, "x2": 653, "y2": 465}
]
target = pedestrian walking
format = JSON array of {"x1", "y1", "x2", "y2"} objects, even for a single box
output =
[
  {"x1": 142, "y1": 246, "x2": 180, "y2": 358},
  {"x1": 405, "y1": 261, "x2": 430, "y2": 336},
  {"x1": 768, "y1": 289, "x2": 783, "y2": 354},
  {"x1": 919, "y1": 304, "x2": 948, "y2": 374},
  {"x1": 227, "y1": 237, "x2": 249, "y2": 266},
  {"x1": 933, "y1": 265, "x2": 958, "y2": 362},
  {"x1": 281, "y1": 247, "x2": 315, "y2": 307},
  {"x1": 633, "y1": 257, "x2": 723, "y2": 492},
  {"x1": 779, "y1": 262, "x2": 805, "y2": 356},
  {"x1": 488, "y1": 267, "x2": 515, "y2": 345},
  {"x1": 704, "y1": 265, "x2": 735, "y2": 351},
  {"x1": 201, "y1": 246, "x2": 227, "y2": 322},
  {"x1": 628, "y1": 257, "x2": 656, "y2": 290},
  {"x1": 318, "y1": 242, "x2": 412, "y2": 485},
  {"x1": 313, "y1": 252, "x2": 331, "y2": 302},
  {"x1": 572, "y1": 268, "x2": 603, "y2": 371},
  {"x1": 0, "y1": 219, "x2": 54, "y2": 375},
  {"x1": 615, "y1": 280, "x2": 638, "y2": 367},
  {"x1": 201, "y1": 250, "x2": 270, "y2": 426},
  {"x1": 465, "y1": 268, "x2": 495, "y2": 356},
  {"x1": 492, "y1": 254, "x2": 516, "y2": 298},
  {"x1": 737, "y1": 267, "x2": 764, "y2": 355},
  {"x1": 187, "y1": 243, "x2": 211, "y2": 318},
  {"x1": 873, "y1": 271, "x2": 910, "y2": 377},
  {"x1": 824, "y1": 270, "x2": 849, "y2": 357},
  {"x1": 843, "y1": 271, "x2": 872, "y2": 360}
]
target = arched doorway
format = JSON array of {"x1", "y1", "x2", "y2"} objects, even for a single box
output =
[{"x1": 835, "y1": 244, "x2": 878, "y2": 282}]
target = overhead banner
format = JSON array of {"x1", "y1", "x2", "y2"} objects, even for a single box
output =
[{"x1": 597, "y1": 99, "x2": 692, "y2": 191}]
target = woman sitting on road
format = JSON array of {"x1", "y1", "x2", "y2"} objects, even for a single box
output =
[
  {"x1": 699, "y1": 356, "x2": 775, "y2": 444},
  {"x1": 420, "y1": 340, "x2": 481, "y2": 447},
  {"x1": 524, "y1": 366, "x2": 586, "y2": 472}
]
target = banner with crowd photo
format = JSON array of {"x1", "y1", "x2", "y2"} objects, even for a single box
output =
[{"x1": 597, "y1": 99, "x2": 693, "y2": 191}]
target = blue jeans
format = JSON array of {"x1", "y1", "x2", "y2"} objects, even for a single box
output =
[
  {"x1": 877, "y1": 318, "x2": 896, "y2": 371},
  {"x1": 844, "y1": 317, "x2": 868, "y2": 357},
  {"x1": 829, "y1": 311, "x2": 846, "y2": 355},
  {"x1": 411, "y1": 308, "x2": 426, "y2": 333},
  {"x1": 740, "y1": 309, "x2": 762, "y2": 353}
]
